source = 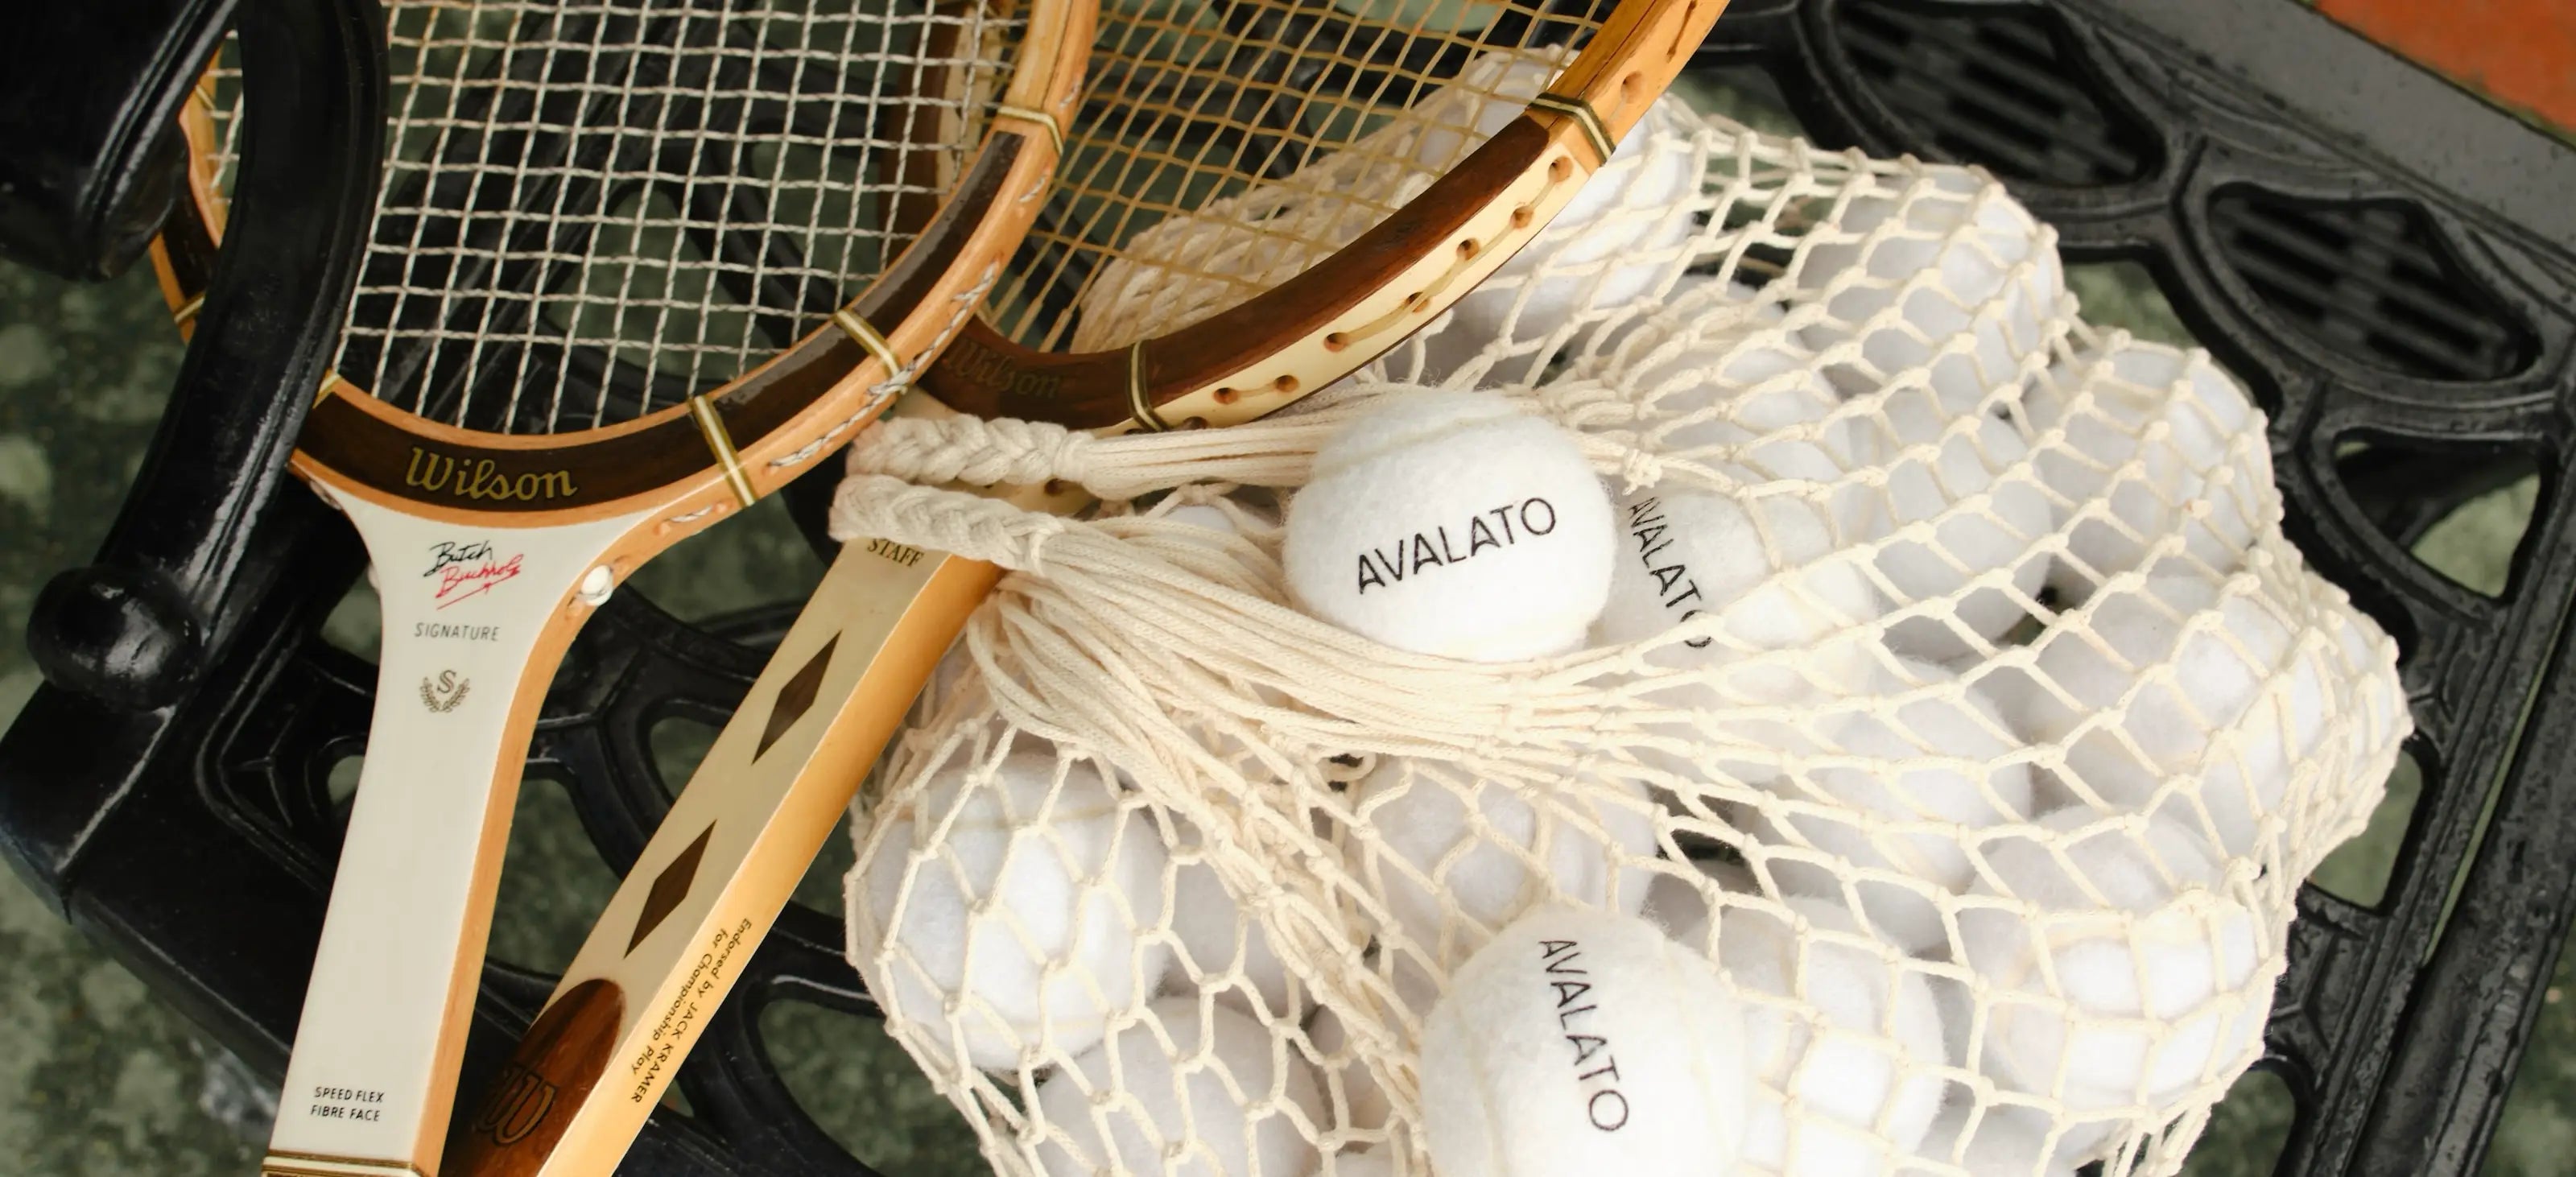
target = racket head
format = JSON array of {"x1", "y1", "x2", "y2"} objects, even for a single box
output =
[
  {"x1": 159, "y1": 0, "x2": 1090, "y2": 547},
  {"x1": 919, "y1": 0, "x2": 1728, "y2": 434}
]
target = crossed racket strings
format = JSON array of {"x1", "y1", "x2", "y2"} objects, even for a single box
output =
[{"x1": 336, "y1": 0, "x2": 1017, "y2": 433}]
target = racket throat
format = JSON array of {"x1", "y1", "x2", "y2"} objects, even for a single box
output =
[{"x1": 267, "y1": 494, "x2": 648, "y2": 1177}]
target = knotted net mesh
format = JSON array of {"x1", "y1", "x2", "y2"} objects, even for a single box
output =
[{"x1": 831, "y1": 100, "x2": 2405, "y2": 1177}]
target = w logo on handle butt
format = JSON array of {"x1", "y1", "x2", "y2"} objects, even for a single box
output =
[{"x1": 467, "y1": 1062, "x2": 557, "y2": 1147}]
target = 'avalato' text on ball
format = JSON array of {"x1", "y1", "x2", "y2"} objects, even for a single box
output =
[
  {"x1": 1355, "y1": 498, "x2": 1563, "y2": 595},
  {"x1": 1538, "y1": 935, "x2": 1631, "y2": 1132},
  {"x1": 1621, "y1": 497, "x2": 1710, "y2": 648}
]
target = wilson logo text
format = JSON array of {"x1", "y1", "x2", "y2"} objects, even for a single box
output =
[{"x1": 406, "y1": 447, "x2": 579, "y2": 502}]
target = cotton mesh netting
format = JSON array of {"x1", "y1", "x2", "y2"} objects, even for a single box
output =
[{"x1": 830, "y1": 98, "x2": 2406, "y2": 1177}]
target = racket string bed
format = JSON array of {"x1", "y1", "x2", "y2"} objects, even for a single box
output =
[{"x1": 341, "y1": 0, "x2": 1018, "y2": 435}]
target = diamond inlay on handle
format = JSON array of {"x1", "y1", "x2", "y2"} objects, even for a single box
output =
[
  {"x1": 756, "y1": 635, "x2": 840, "y2": 761},
  {"x1": 628, "y1": 824, "x2": 715, "y2": 954}
]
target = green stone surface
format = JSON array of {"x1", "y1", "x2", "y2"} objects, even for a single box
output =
[{"x1": 0, "y1": 261, "x2": 266, "y2": 1174}]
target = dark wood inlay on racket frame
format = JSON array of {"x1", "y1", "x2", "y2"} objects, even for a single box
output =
[
  {"x1": 297, "y1": 391, "x2": 714, "y2": 514},
  {"x1": 628, "y1": 824, "x2": 716, "y2": 954},
  {"x1": 915, "y1": 119, "x2": 1553, "y2": 429},
  {"x1": 714, "y1": 136, "x2": 1026, "y2": 444},
  {"x1": 302, "y1": 138, "x2": 1031, "y2": 517},
  {"x1": 853, "y1": 134, "x2": 1027, "y2": 332}
]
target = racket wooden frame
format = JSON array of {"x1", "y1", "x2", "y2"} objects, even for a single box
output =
[
  {"x1": 136, "y1": 4, "x2": 1100, "y2": 1175},
  {"x1": 448, "y1": 3, "x2": 1728, "y2": 1174}
]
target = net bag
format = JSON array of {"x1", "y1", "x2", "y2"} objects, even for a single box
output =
[{"x1": 833, "y1": 101, "x2": 2407, "y2": 1177}]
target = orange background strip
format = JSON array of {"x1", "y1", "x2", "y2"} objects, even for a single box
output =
[{"x1": 2315, "y1": 0, "x2": 2576, "y2": 135}]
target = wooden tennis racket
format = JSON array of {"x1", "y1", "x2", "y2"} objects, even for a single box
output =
[
  {"x1": 148, "y1": 2, "x2": 1091, "y2": 1175},
  {"x1": 448, "y1": 2, "x2": 1728, "y2": 1173}
]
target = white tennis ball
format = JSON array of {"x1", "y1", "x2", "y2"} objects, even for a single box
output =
[
  {"x1": 1994, "y1": 573, "x2": 2326, "y2": 853},
  {"x1": 1708, "y1": 896, "x2": 1949, "y2": 1177},
  {"x1": 1034, "y1": 997, "x2": 1325, "y2": 1177},
  {"x1": 1348, "y1": 757, "x2": 1659, "y2": 963},
  {"x1": 1168, "y1": 857, "x2": 1298, "y2": 1020},
  {"x1": 1900, "y1": 1106, "x2": 2079, "y2": 1176},
  {"x1": 1285, "y1": 391, "x2": 1615, "y2": 661},
  {"x1": 1753, "y1": 659, "x2": 2037, "y2": 956},
  {"x1": 854, "y1": 752, "x2": 1170, "y2": 1071},
  {"x1": 1406, "y1": 51, "x2": 1563, "y2": 171},
  {"x1": 1582, "y1": 273, "x2": 1777, "y2": 371},
  {"x1": 1321, "y1": 1148, "x2": 1397, "y2": 1177},
  {"x1": 1071, "y1": 188, "x2": 1377, "y2": 353},
  {"x1": 1612, "y1": 290, "x2": 1868, "y2": 488},
  {"x1": 2323, "y1": 598, "x2": 2408, "y2": 772},
  {"x1": 1307, "y1": 1005, "x2": 1393, "y2": 1135},
  {"x1": 2028, "y1": 342, "x2": 2269, "y2": 597},
  {"x1": 1420, "y1": 906, "x2": 1752, "y2": 1177},
  {"x1": 1845, "y1": 388, "x2": 2056, "y2": 660},
  {"x1": 1162, "y1": 502, "x2": 1241, "y2": 535},
  {"x1": 1796, "y1": 167, "x2": 2064, "y2": 415},
  {"x1": 1642, "y1": 854, "x2": 1761, "y2": 945},
  {"x1": 1959, "y1": 809, "x2": 2268, "y2": 1123},
  {"x1": 1593, "y1": 488, "x2": 1885, "y2": 702}
]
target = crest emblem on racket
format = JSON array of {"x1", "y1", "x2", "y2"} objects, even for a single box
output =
[{"x1": 418, "y1": 671, "x2": 470, "y2": 714}]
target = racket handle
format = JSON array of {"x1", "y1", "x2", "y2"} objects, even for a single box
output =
[
  {"x1": 266, "y1": 494, "x2": 645, "y2": 1176},
  {"x1": 447, "y1": 540, "x2": 997, "y2": 1175},
  {"x1": 24, "y1": 0, "x2": 385, "y2": 709}
]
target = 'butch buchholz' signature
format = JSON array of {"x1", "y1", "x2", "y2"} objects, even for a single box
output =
[{"x1": 424, "y1": 539, "x2": 525, "y2": 609}]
